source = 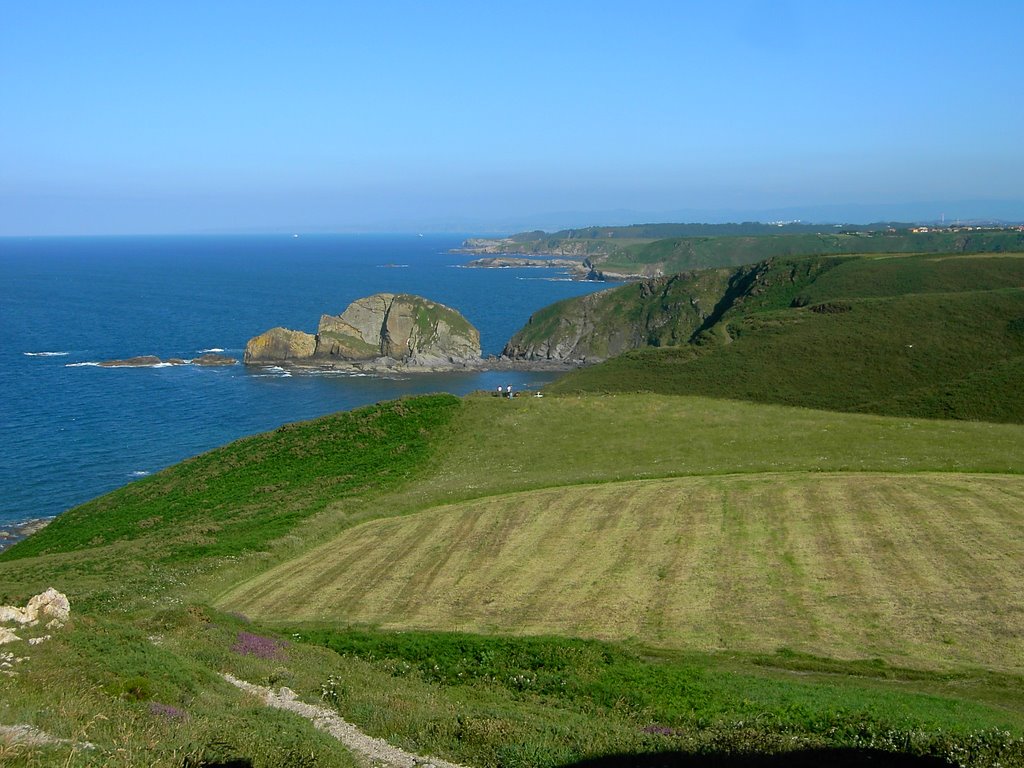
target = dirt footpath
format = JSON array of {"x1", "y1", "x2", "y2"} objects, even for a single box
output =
[{"x1": 223, "y1": 673, "x2": 470, "y2": 768}]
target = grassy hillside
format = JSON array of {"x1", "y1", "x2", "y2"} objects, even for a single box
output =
[
  {"x1": 599, "y1": 231, "x2": 1024, "y2": 273},
  {"x1": 552, "y1": 288, "x2": 1024, "y2": 422},
  {"x1": 3, "y1": 393, "x2": 1024, "y2": 765},
  {"x1": 539, "y1": 255, "x2": 1024, "y2": 423},
  {"x1": 0, "y1": 394, "x2": 461, "y2": 608}
]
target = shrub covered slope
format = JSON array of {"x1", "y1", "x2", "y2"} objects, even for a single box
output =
[{"x1": 546, "y1": 254, "x2": 1024, "y2": 423}]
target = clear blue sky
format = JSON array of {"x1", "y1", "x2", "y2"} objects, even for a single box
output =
[{"x1": 2, "y1": 0, "x2": 1022, "y2": 234}]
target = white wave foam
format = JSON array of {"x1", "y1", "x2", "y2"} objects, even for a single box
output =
[
  {"x1": 130, "y1": 470, "x2": 151, "y2": 477},
  {"x1": 24, "y1": 351, "x2": 69, "y2": 357},
  {"x1": 306, "y1": 369, "x2": 365, "y2": 377},
  {"x1": 516, "y1": 276, "x2": 575, "y2": 282},
  {"x1": 254, "y1": 366, "x2": 291, "y2": 378},
  {"x1": 66, "y1": 361, "x2": 177, "y2": 369},
  {"x1": 198, "y1": 348, "x2": 225, "y2": 353}
]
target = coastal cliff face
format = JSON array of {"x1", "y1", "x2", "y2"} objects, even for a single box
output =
[
  {"x1": 245, "y1": 293, "x2": 481, "y2": 366},
  {"x1": 502, "y1": 269, "x2": 732, "y2": 362},
  {"x1": 502, "y1": 257, "x2": 844, "y2": 362},
  {"x1": 244, "y1": 328, "x2": 318, "y2": 362}
]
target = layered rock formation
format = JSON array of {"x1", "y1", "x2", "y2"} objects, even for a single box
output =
[
  {"x1": 502, "y1": 257, "x2": 845, "y2": 363},
  {"x1": 502, "y1": 269, "x2": 734, "y2": 362},
  {"x1": 245, "y1": 293, "x2": 481, "y2": 368},
  {"x1": 243, "y1": 329, "x2": 318, "y2": 362}
]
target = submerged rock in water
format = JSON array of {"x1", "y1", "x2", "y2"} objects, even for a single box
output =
[
  {"x1": 95, "y1": 354, "x2": 237, "y2": 367},
  {"x1": 192, "y1": 353, "x2": 237, "y2": 366},
  {"x1": 98, "y1": 355, "x2": 167, "y2": 367}
]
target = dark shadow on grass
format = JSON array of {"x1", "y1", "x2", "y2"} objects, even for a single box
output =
[{"x1": 559, "y1": 748, "x2": 948, "y2": 767}]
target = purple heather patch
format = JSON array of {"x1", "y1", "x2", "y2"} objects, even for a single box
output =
[
  {"x1": 149, "y1": 701, "x2": 188, "y2": 720},
  {"x1": 231, "y1": 630, "x2": 288, "y2": 660}
]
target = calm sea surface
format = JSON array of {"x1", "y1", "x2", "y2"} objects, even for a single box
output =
[{"x1": 0, "y1": 234, "x2": 607, "y2": 528}]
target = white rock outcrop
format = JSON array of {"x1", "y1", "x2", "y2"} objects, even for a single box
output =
[
  {"x1": 0, "y1": 588, "x2": 70, "y2": 629},
  {"x1": 26, "y1": 588, "x2": 70, "y2": 625},
  {"x1": 0, "y1": 589, "x2": 70, "y2": 667}
]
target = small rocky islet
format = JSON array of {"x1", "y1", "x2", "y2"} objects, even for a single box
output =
[
  {"x1": 244, "y1": 293, "x2": 483, "y2": 371},
  {"x1": 96, "y1": 353, "x2": 238, "y2": 367}
]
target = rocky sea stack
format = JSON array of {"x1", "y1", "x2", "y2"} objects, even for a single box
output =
[{"x1": 245, "y1": 293, "x2": 482, "y2": 369}]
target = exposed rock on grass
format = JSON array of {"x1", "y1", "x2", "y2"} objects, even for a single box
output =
[
  {"x1": 0, "y1": 723, "x2": 94, "y2": 750},
  {"x1": 0, "y1": 587, "x2": 69, "y2": 627},
  {"x1": 0, "y1": 588, "x2": 70, "y2": 668}
]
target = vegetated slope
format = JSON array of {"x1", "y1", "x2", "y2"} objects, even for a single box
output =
[
  {"x1": 792, "y1": 252, "x2": 1024, "y2": 301},
  {"x1": 504, "y1": 256, "x2": 846, "y2": 360},
  {"x1": 0, "y1": 394, "x2": 460, "y2": 606},
  {"x1": 599, "y1": 230, "x2": 1024, "y2": 274},
  {"x1": 311, "y1": 394, "x2": 1024, "y2": 515},
  {"x1": 552, "y1": 288, "x2": 1024, "y2": 422},
  {"x1": 212, "y1": 393, "x2": 1024, "y2": 670},
  {"x1": 4, "y1": 393, "x2": 1024, "y2": 766},
  {"x1": 220, "y1": 472, "x2": 1024, "y2": 672},
  {"x1": 537, "y1": 255, "x2": 1024, "y2": 422},
  {"x1": 503, "y1": 266, "x2": 736, "y2": 361}
]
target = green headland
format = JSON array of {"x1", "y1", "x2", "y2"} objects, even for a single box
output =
[{"x1": 3, "y1": 239, "x2": 1024, "y2": 767}]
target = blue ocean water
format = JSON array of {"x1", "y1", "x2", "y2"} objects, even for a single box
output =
[{"x1": 0, "y1": 234, "x2": 607, "y2": 528}]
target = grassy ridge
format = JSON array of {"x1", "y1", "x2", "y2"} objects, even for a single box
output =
[
  {"x1": 794, "y1": 253, "x2": 1024, "y2": 301},
  {"x1": 0, "y1": 394, "x2": 461, "y2": 612},
  {"x1": 385, "y1": 395, "x2": 1024, "y2": 507},
  {"x1": 489, "y1": 229, "x2": 1024, "y2": 275},
  {"x1": 5, "y1": 394, "x2": 460, "y2": 563},
  {"x1": 551, "y1": 289, "x2": 1024, "y2": 422},
  {"x1": 601, "y1": 231, "x2": 1024, "y2": 273}
]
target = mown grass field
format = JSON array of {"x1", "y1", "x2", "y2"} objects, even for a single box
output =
[{"x1": 218, "y1": 472, "x2": 1024, "y2": 673}]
